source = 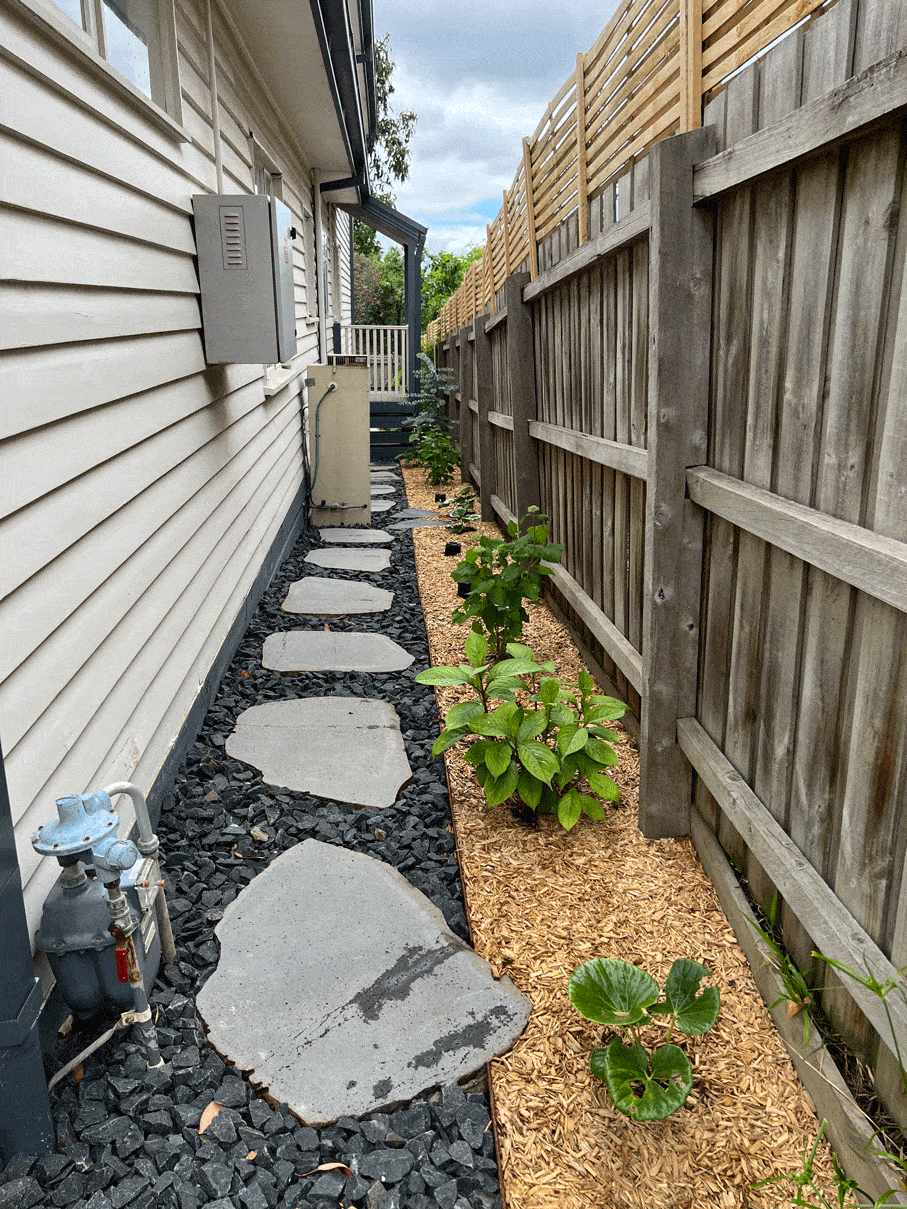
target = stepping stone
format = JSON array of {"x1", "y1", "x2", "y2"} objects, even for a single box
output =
[
  {"x1": 370, "y1": 500, "x2": 395, "y2": 513},
  {"x1": 262, "y1": 632, "x2": 414, "y2": 673},
  {"x1": 371, "y1": 469, "x2": 399, "y2": 479},
  {"x1": 282, "y1": 579, "x2": 393, "y2": 615},
  {"x1": 319, "y1": 528, "x2": 392, "y2": 544},
  {"x1": 370, "y1": 485, "x2": 396, "y2": 495},
  {"x1": 226, "y1": 698, "x2": 411, "y2": 807},
  {"x1": 196, "y1": 840, "x2": 532, "y2": 1125},
  {"x1": 388, "y1": 518, "x2": 447, "y2": 531},
  {"x1": 395, "y1": 508, "x2": 437, "y2": 519},
  {"x1": 304, "y1": 549, "x2": 391, "y2": 573}
]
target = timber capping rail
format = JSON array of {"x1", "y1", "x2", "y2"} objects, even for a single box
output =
[{"x1": 693, "y1": 47, "x2": 907, "y2": 200}]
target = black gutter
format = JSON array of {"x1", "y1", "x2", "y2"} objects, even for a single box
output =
[{"x1": 309, "y1": 0, "x2": 373, "y2": 185}]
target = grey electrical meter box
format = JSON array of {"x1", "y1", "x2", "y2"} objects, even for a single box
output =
[{"x1": 192, "y1": 194, "x2": 297, "y2": 364}]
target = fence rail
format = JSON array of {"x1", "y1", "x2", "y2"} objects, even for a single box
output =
[
  {"x1": 425, "y1": 0, "x2": 839, "y2": 347},
  {"x1": 432, "y1": 1, "x2": 907, "y2": 1191}
]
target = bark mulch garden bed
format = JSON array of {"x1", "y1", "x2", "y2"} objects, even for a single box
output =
[{"x1": 403, "y1": 464, "x2": 850, "y2": 1209}]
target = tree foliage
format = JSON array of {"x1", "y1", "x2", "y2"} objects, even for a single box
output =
[
  {"x1": 421, "y1": 247, "x2": 484, "y2": 333},
  {"x1": 354, "y1": 245, "x2": 404, "y2": 325},
  {"x1": 370, "y1": 34, "x2": 416, "y2": 201},
  {"x1": 353, "y1": 34, "x2": 416, "y2": 323}
]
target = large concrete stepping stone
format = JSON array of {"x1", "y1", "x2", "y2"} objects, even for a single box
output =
[
  {"x1": 388, "y1": 518, "x2": 446, "y2": 531},
  {"x1": 226, "y1": 698, "x2": 411, "y2": 807},
  {"x1": 395, "y1": 508, "x2": 437, "y2": 519},
  {"x1": 196, "y1": 841, "x2": 532, "y2": 1124},
  {"x1": 370, "y1": 500, "x2": 395, "y2": 513},
  {"x1": 370, "y1": 485, "x2": 396, "y2": 495},
  {"x1": 263, "y1": 631, "x2": 414, "y2": 673},
  {"x1": 282, "y1": 578, "x2": 393, "y2": 615},
  {"x1": 304, "y1": 549, "x2": 391, "y2": 573},
  {"x1": 319, "y1": 528, "x2": 392, "y2": 544}
]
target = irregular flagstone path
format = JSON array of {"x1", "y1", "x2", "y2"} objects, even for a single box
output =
[
  {"x1": 304, "y1": 548, "x2": 391, "y2": 573},
  {"x1": 370, "y1": 485, "x2": 396, "y2": 495},
  {"x1": 225, "y1": 698, "x2": 411, "y2": 807},
  {"x1": 319, "y1": 528, "x2": 392, "y2": 544},
  {"x1": 196, "y1": 841, "x2": 532, "y2": 1125},
  {"x1": 282, "y1": 578, "x2": 393, "y2": 615},
  {"x1": 395, "y1": 508, "x2": 437, "y2": 520},
  {"x1": 262, "y1": 631, "x2": 414, "y2": 673},
  {"x1": 388, "y1": 518, "x2": 447, "y2": 531},
  {"x1": 369, "y1": 500, "x2": 395, "y2": 513}
]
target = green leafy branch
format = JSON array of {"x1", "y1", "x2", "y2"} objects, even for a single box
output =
[{"x1": 416, "y1": 633, "x2": 625, "y2": 831}]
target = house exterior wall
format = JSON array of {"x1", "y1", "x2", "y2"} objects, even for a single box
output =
[{"x1": 0, "y1": 0, "x2": 353, "y2": 952}]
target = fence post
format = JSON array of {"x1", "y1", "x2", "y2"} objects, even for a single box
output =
[
  {"x1": 679, "y1": 0, "x2": 703, "y2": 132},
  {"x1": 459, "y1": 323, "x2": 473, "y2": 485},
  {"x1": 639, "y1": 127, "x2": 714, "y2": 839},
  {"x1": 472, "y1": 311, "x2": 495, "y2": 521},
  {"x1": 504, "y1": 272, "x2": 540, "y2": 523}
]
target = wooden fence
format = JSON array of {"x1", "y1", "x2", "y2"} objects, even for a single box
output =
[
  {"x1": 433, "y1": 0, "x2": 907, "y2": 1194},
  {"x1": 424, "y1": 0, "x2": 847, "y2": 348}
]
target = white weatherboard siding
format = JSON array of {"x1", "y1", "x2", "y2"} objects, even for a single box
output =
[{"x1": 0, "y1": 0, "x2": 352, "y2": 951}]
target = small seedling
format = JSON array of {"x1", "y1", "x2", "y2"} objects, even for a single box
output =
[
  {"x1": 569, "y1": 957, "x2": 720, "y2": 1121},
  {"x1": 451, "y1": 508, "x2": 563, "y2": 660},
  {"x1": 747, "y1": 895, "x2": 816, "y2": 1048},
  {"x1": 439, "y1": 486, "x2": 480, "y2": 534}
]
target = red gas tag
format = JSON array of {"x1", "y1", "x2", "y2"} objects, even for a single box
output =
[{"x1": 115, "y1": 946, "x2": 130, "y2": 983}]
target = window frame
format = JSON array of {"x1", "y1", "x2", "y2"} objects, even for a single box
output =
[{"x1": 14, "y1": 0, "x2": 185, "y2": 135}]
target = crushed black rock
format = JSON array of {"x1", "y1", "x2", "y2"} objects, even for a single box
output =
[{"x1": 2, "y1": 475, "x2": 501, "y2": 1209}]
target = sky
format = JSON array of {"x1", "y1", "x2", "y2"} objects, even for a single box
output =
[{"x1": 372, "y1": 0, "x2": 621, "y2": 255}]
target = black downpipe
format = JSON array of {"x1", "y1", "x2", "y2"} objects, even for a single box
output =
[
  {"x1": 404, "y1": 233, "x2": 425, "y2": 395},
  {"x1": 350, "y1": 214, "x2": 356, "y2": 322},
  {"x1": 0, "y1": 739, "x2": 55, "y2": 1160}
]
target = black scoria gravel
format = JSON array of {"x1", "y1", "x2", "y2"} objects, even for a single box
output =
[{"x1": 1, "y1": 474, "x2": 502, "y2": 1209}]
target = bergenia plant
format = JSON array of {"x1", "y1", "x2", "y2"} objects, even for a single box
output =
[{"x1": 569, "y1": 957, "x2": 720, "y2": 1121}]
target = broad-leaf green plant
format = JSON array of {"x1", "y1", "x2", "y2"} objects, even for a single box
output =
[
  {"x1": 569, "y1": 957, "x2": 720, "y2": 1122},
  {"x1": 451, "y1": 508, "x2": 564, "y2": 660},
  {"x1": 416, "y1": 635, "x2": 626, "y2": 830},
  {"x1": 440, "y1": 486, "x2": 480, "y2": 534},
  {"x1": 405, "y1": 427, "x2": 460, "y2": 485}
]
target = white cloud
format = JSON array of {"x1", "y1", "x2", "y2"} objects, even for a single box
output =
[{"x1": 373, "y1": 0, "x2": 621, "y2": 252}]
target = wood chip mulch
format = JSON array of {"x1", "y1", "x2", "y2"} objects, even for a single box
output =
[{"x1": 402, "y1": 465, "x2": 852, "y2": 1209}]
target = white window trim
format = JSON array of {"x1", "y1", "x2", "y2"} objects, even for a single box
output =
[{"x1": 12, "y1": 0, "x2": 187, "y2": 141}]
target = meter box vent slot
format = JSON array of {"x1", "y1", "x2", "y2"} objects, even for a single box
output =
[
  {"x1": 220, "y1": 207, "x2": 247, "y2": 269},
  {"x1": 193, "y1": 193, "x2": 296, "y2": 364}
]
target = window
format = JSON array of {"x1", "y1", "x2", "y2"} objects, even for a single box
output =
[{"x1": 42, "y1": 0, "x2": 181, "y2": 120}]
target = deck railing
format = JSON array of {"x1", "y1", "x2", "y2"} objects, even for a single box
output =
[{"x1": 340, "y1": 325, "x2": 409, "y2": 399}]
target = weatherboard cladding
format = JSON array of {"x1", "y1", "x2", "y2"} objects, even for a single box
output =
[{"x1": 0, "y1": 0, "x2": 353, "y2": 951}]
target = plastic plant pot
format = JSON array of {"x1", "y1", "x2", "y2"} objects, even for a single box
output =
[{"x1": 444, "y1": 542, "x2": 462, "y2": 557}]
